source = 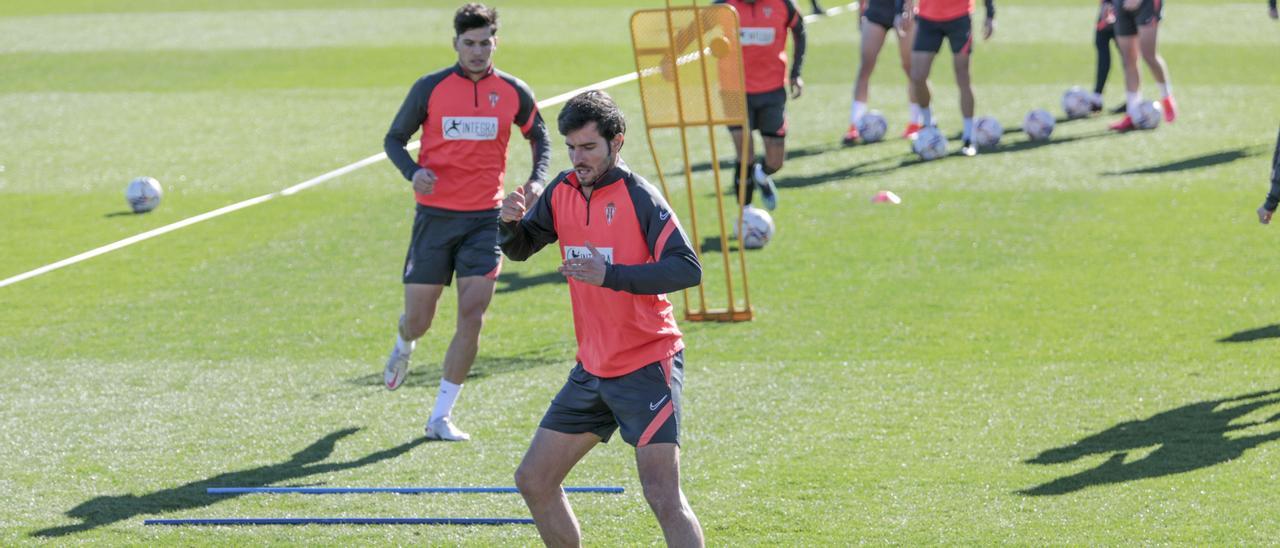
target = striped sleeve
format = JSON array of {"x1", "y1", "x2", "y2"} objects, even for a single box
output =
[
  {"x1": 383, "y1": 70, "x2": 448, "y2": 181},
  {"x1": 601, "y1": 174, "x2": 702, "y2": 295},
  {"x1": 499, "y1": 72, "x2": 551, "y2": 184}
]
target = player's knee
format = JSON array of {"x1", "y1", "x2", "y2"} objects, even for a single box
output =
[
  {"x1": 764, "y1": 158, "x2": 784, "y2": 174},
  {"x1": 402, "y1": 312, "x2": 432, "y2": 339},
  {"x1": 640, "y1": 480, "x2": 683, "y2": 520},
  {"x1": 514, "y1": 464, "x2": 554, "y2": 499},
  {"x1": 456, "y1": 306, "x2": 486, "y2": 333}
]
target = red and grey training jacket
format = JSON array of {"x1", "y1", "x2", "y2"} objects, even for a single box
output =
[
  {"x1": 499, "y1": 163, "x2": 702, "y2": 378},
  {"x1": 384, "y1": 63, "x2": 550, "y2": 214},
  {"x1": 714, "y1": 0, "x2": 806, "y2": 94}
]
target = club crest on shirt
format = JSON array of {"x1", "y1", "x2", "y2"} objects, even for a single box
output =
[
  {"x1": 763, "y1": 6, "x2": 772, "y2": 18},
  {"x1": 489, "y1": 91, "x2": 500, "y2": 108},
  {"x1": 605, "y1": 202, "x2": 616, "y2": 225}
]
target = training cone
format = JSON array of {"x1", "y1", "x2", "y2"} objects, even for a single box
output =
[{"x1": 872, "y1": 190, "x2": 901, "y2": 204}]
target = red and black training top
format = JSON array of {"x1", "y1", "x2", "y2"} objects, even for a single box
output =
[
  {"x1": 499, "y1": 163, "x2": 702, "y2": 378},
  {"x1": 714, "y1": 0, "x2": 806, "y2": 95},
  {"x1": 385, "y1": 63, "x2": 551, "y2": 215}
]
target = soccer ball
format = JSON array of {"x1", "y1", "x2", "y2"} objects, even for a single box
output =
[
  {"x1": 125, "y1": 176, "x2": 163, "y2": 213},
  {"x1": 1133, "y1": 100, "x2": 1162, "y2": 130},
  {"x1": 857, "y1": 111, "x2": 888, "y2": 143},
  {"x1": 733, "y1": 206, "x2": 775, "y2": 250},
  {"x1": 1023, "y1": 109, "x2": 1055, "y2": 141},
  {"x1": 1061, "y1": 87, "x2": 1093, "y2": 119},
  {"x1": 911, "y1": 126, "x2": 947, "y2": 160},
  {"x1": 973, "y1": 116, "x2": 1003, "y2": 148}
]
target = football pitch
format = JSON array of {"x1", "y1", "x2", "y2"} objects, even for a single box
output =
[{"x1": 3, "y1": 0, "x2": 1280, "y2": 544}]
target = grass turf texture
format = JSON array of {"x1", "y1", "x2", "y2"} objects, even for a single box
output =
[{"x1": 3, "y1": 0, "x2": 1280, "y2": 544}]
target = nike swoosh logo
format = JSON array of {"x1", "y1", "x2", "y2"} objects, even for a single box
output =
[
  {"x1": 649, "y1": 395, "x2": 669, "y2": 411},
  {"x1": 659, "y1": 209, "x2": 670, "y2": 221}
]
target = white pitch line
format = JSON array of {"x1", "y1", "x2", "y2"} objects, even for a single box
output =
[{"x1": 1, "y1": 3, "x2": 855, "y2": 290}]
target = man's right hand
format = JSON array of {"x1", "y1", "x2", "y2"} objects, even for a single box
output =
[
  {"x1": 501, "y1": 186, "x2": 527, "y2": 223},
  {"x1": 1259, "y1": 204, "x2": 1274, "y2": 225},
  {"x1": 412, "y1": 168, "x2": 438, "y2": 195}
]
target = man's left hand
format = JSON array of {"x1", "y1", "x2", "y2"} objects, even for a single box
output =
[
  {"x1": 558, "y1": 241, "x2": 608, "y2": 286},
  {"x1": 983, "y1": 18, "x2": 995, "y2": 40},
  {"x1": 790, "y1": 76, "x2": 804, "y2": 99}
]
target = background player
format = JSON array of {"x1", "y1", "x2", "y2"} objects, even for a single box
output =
[
  {"x1": 1256, "y1": 128, "x2": 1280, "y2": 225},
  {"x1": 714, "y1": 0, "x2": 807, "y2": 212},
  {"x1": 382, "y1": 3, "x2": 550, "y2": 441},
  {"x1": 844, "y1": 0, "x2": 925, "y2": 145},
  {"x1": 1108, "y1": 0, "x2": 1177, "y2": 131},
  {"x1": 905, "y1": 0, "x2": 995, "y2": 157}
]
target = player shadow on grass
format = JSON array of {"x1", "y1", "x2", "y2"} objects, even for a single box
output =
[
  {"x1": 663, "y1": 142, "x2": 844, "y2": 178},
  {"x1": 347, "y1": 353, "x2": 563, "y2": 388},
  {"x1": 1019, "y1": 388, "x2": 1280, "y2": 496},
  {"x1": 30, "y1": 428, "x2": 425, "y2": 538},
  {"x1": 496, "y1": 270, "x2": 565, "y2": 294},
  {"x1": 1217, "y1": 324, "x2": 1280, "y2": 343},
  {"x1": 1102, "y1": 146, "x2": 1265, "y2": 176}
]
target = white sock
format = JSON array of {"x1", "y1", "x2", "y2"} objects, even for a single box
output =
[
  {"x1": 430, "y1": 379, "x2": 463, "y2": 423},
  {"x1": 909, "y1": 103, "x2": 922, "y2": 124},
  {"x1": 753, "y1": 162, "x2": 767, "y2": 183},
  {"x1": 1158, "y1": 82, "x2": 1172, "y2": 98},
  {"x1": 851, "y1": 100, "x2": 868, "y2": 124},
  {"x1": 1126, "y1": 91, "x2": 1142, "y2": 118},
  {"x1": 1090, "y1": 91, "x2": 1104, "y2": 108},
  {"x1": 921, "y1": 107, "x2": 933, "y2": 126},
  {"x1": 395, "y1": 333, "x2": 413, "y2": 354},
  {"x1": 962, "y1": 117, "x2": 974, "y2": 141}
]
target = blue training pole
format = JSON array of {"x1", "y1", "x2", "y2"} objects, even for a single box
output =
[
  {"x1": 206, "y1": 486, "x2": 624, "y2": 495},
  {"x1": 144, "y1": 517, "x2": 534, "y2": 526}
]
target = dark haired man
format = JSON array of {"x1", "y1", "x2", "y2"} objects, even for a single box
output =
[
  {"x1": 500, "y1": 90, "x2": 705, "y2": 547},
  {"x1": 382, "y1": 2, "x2": 550, "y2": 441}
]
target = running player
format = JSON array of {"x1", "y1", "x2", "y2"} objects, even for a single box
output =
[
  {"x1": 382, "y1": 3, "x2": 550, "y2": 441},
  {"x1": 1107, "y1": 0, "x2": 1177, "y2": 132},
  {"x1": 905, "y1": 0, "x2": 996, "y2": 157},
  {"x1": 713, "y1": 0, "x2": 807, "y2": 211},
  {"x1": 844, "y1": 0, "x2": 925, "y2": 145},
  {"x1": 1256, "y1": 128, "x2": 1280, "y2": 225},
  {"x1": 1271, "y1": 0, "x2": 1278, "y2": 19},
  {"x1": 500, "y1": 90, "x2": 704, "y2": 547}
]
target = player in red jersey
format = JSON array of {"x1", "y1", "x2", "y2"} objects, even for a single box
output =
[
  {"x1": 713, "y1": 0, "x2": 807, "y2": 212},
  {"x1": 382, "y1": 3, "x2": 550, "y2": 441},
  {"x1": 501, "y1": 91, "x2": 704, "y2": 547},
  {"x1": 905, "y1": 0, "x2": 995, "y2": 156},
  {"x1": 844, "y1": 0, "x2": 925, "y2": 144},
  {"x1": 1107, "y1": 0, "x2": 1177, "y2": 131}
]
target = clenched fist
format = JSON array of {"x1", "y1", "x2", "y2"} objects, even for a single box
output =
[{"x1": 501, "y1": 186, "x2": 528, "y2": 223}]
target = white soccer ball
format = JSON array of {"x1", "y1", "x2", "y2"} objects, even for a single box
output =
[
  {"x1": 911, "y1": 125, "x2": 947, "y2": 161},
  {"x1": 1062, "y1": 87, "x2": 1093, "y2": 119},
  {"x1": 125, "y1": 176, "x2": 163, "y2": 213},
  {"x1": 733, "y1": 206, "x2": 775, "y2": 250},
  {"x1": 857, "y1": 111, "x2": 888, "y2": 143},
  {"x1": 1023, "y1": 109, "x2": 1055, "y2": 141},
  {"x1": 973, "y1": 116, "x2": 1003, "y2": 148},
  {"x1": 1133, "y1": 100, "x2": 1162, "y2": 130}
]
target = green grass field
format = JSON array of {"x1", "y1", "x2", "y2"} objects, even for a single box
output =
[{"x1": 3, "y1": 0, "x2": 1280, "y2": 544}]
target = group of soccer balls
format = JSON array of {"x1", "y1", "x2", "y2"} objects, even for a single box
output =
[{"x1": 907, "y1": 86, "x2": 1163, "y2": 161}]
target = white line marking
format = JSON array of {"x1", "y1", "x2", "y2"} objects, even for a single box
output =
[{"x1": 1, "y1": 3, "x2": 854, "y2": 290}]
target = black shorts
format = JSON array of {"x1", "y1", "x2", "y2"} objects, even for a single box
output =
[
  {"x1": 539, "y1": 351, "x2": 685, "y2": 447},
  {"x1": 913, "y1": 14, "x2": 973, "y2": 55},
  {"x1": 727, "y1": 88, "x2": 788, "y2": 138},
  {"x1": 1114, "y1": 0, "x2": 1162, "y2": 36},
  {"x1": 402, "y1": 206, "x2": 502, "y2": 285},
  {"x1": 862, "y1": 0, "x2": 897, "y2": 30}
]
